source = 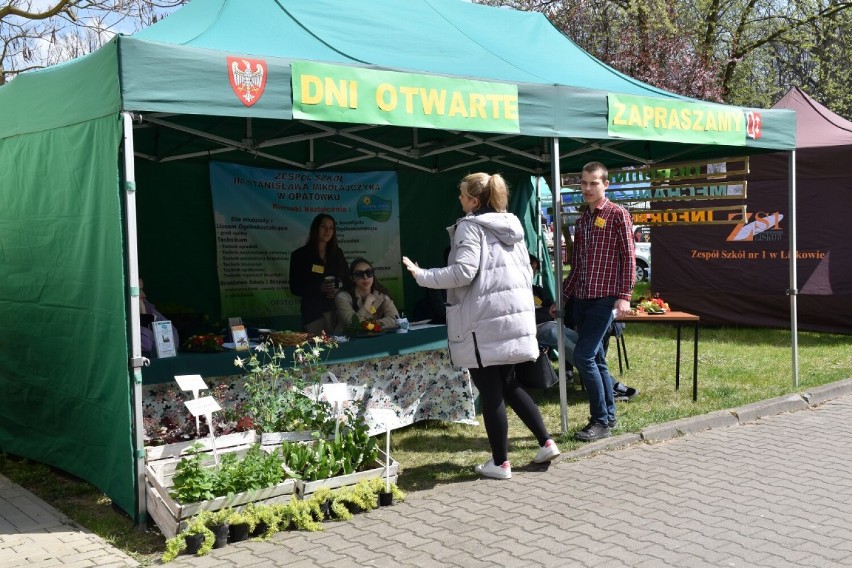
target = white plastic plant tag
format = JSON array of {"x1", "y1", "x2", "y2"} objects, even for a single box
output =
[
  {"x1": 321, "y1": 382, "x2": 350, "y2": 404},
  {"x1": 184, "y1": 396, "x2": 221, "y2": 417},
  {"x1": 370, "y1": 408, "x2": 398, "y2": 429},
  {"x1": 175, "y1": 374, "x2": 208, "y2": 395}
]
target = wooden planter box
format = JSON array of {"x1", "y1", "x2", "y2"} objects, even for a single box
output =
[
  {"x1": 294, "y1": 452, "x2": 399, "y2": 499},
  {"x1": 144, "y1": 435, "x2": 400, "y2": 537},
  {"x1": 145, "y1": 430, "x2": 258, "y2": 463},
  {"x1": 145, "y1": 432, "x2": 296, "y2": 538},
  {"x1": 260, "y1": 431, "x2": 315, "y2": 445}
]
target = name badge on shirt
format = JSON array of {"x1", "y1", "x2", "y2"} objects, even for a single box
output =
[
  {"x1": 311, "y1": 264, "x2": 324, "y2": 274},
  {"x1": 594, "y1": 217, "x2": 607, "y2": 228}
]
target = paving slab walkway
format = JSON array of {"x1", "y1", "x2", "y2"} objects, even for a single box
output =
[{"x1": 3, "y1": 379, "x2": 852, "y2": 567}]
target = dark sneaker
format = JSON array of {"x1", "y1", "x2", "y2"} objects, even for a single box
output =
[
  {"x1": 575, "y1": 421, "x2": 612, "y2": 442},
  {"x1": 613, "y1": 383, "x2": 638, "y2": 401},
  {"x1": 608, "y1": 418, "x2": 618, "y2": 429}
]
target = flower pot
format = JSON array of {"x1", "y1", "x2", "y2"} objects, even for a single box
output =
[
  {"x1": 229, "y1": 522, "x2": 250, "y2": 543},
  {"x1": 184, "y1": 533, "x2": 205, "y2": 555},
  {"x1": 345, "y1": 502, "x2": 364, "y2": 514},
  {"x1": 210, "y1": 523, "x2": 229, "y2": 549},
  {"x1": 251, "y1": 521, "x2": 269, "y2": 538},
  {"x1": 378, "y1": 491, "x2": 393, "y2": 506}
]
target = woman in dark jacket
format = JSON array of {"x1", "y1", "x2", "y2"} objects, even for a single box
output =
[{"x1": 289, "y1": 214, "x2": 348, "y2": 334}]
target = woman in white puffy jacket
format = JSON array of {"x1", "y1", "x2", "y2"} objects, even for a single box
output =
[{"x1": 403, "y1": 173, "x2": 560, "y2": 480}]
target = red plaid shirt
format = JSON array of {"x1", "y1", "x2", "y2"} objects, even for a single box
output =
[{"x1": 564, "y1": 198, "x2": 635, "y2": 301}]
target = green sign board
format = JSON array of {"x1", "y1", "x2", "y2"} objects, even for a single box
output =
[
  {"x1": 608, "y1": 94, "x2": 748, "y2": 146},
  {"x1": 291, "y1": 61, "x2": 520, "y2": 134}
]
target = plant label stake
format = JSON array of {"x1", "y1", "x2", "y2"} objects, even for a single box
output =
[
  {"x1": 370, "y1": 408, "x2": 398, "y2": 493},
  {"x1": 322, "y1": 382, "x2": 350, "y2": 441},
  {"x1": 184, "y1": 396, "x2": 222, "y2": 466},
  {"x1": 175, "y1": 374, "x2": 209, "y2": 436}
]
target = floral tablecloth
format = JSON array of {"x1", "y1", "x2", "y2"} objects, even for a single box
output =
[{"x1": 142, "y1": 348, "x2": 478, "y2": 444}]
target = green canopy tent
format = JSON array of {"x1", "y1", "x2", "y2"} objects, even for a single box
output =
[{"x1": 0, "y1": 0, "x2": 796, "y2": 523}]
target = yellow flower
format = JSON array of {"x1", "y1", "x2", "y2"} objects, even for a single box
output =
[{"x1": 366, "y1": 322, "x2": 375, "y2": 331}]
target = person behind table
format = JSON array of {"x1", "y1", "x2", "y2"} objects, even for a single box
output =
[
  {"x1": 138, "y1": 277, "x2": 179, "y2": 355},
  {"x1": 335, "y1": 258, "x2": 400, "y2": 331},
  {"x1": 402, "y1": 172, "x2": 560, "y2": 480},
  {"x1": 289, "y1": 214, "x2": 349, "y2": 334},
  {"x1": 563, "y1": 161, "x2": 635, "y2": 442},
  {"x1": 529, "y1": 254, "x2": 637, "y2": 401}
]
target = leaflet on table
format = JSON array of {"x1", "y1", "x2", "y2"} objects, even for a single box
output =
[
  {"x1": 153, "y1": 320, "x2": 177, "y2": 358},
  {"x1": 230, "y1": 324, "x2": 250, "y2": 351}
]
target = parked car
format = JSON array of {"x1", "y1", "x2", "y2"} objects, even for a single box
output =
[{"x1": 635, "y1": 242, "x2": 651, "y2": 282}]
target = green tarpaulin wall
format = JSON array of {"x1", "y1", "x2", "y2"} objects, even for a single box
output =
[
  {"x1": 0, "y1": 116, "x2": 132, "y2": 512},
  {"x1": 0, "y1": 0, "x2": 794, "y2": 521}
]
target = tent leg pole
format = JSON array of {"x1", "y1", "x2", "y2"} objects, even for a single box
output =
[
  {"x1": 550, "y1": 138, "x2": 569, "y2": 435},
  {"x1": 121, "y1": 112, "x2": 148, "y2": 529},
  {"x1": 788, "y1": 150, "x2": 799, "y2": 388}
]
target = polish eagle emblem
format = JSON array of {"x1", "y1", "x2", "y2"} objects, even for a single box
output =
[{"x1": 227, "y1": 57, "x2": 268, "y2": 107}]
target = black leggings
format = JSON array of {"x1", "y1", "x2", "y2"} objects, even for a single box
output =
[{"x1": 469, "y1": 364, "x2": 551, "y2": 464}]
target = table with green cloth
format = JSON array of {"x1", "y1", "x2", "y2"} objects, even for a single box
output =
[{"x1": 141, "y1": 325, "x2": 478, "y2": 441}]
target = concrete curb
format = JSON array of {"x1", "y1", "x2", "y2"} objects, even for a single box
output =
[
  {"x1": 802, "y1": 377, "x2": 852, "y2": 405},
  {"x1": 730, "y1": 393, "x2": 809, "y2": 423},
  {"x1": 558, "y1": 377, "x2": 852, "y2": 462}
]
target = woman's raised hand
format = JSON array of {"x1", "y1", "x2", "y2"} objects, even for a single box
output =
[{"x1": 402, "y1": 256, "x2": 420, "y2": 277}]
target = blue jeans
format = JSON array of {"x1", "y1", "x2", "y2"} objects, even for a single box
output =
[
  {"x1": 573, "y1": 297, "x2": 617, "y2": 425},
  {"x1": 537, "y1": 322, "x2": 615, "y2": 371}
]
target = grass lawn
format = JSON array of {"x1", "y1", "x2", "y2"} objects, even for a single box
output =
[{"x1": 2, "y1": 304, "x2": 850, "y2": 563}]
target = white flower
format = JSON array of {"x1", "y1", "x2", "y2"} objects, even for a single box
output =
[{"x1": 234, "y1": 357, "x2": 245, "y2": 368}]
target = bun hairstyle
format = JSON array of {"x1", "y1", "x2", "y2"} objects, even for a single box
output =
[{"x1": 460, "y1": 172, "x2": 509, "y2": 213}]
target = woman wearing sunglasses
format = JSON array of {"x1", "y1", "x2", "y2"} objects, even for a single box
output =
[{"x1": 335, "y1": 258, "x2": 400, "y2": 332}]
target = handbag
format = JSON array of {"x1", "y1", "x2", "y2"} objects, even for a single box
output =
[{"x1": 515, "y1": 345, "x2": 558, "y2": 389}]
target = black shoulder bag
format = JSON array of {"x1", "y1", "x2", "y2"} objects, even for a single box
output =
[{"x1": 514, "y1": 345, "x2": 558, "y2": 389}]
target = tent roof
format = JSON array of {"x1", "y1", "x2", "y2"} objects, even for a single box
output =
[
  {"x1": 132, "y1": 0, "x2": 675, "y2": 97},
  {"x1": 772, "y1": 86, "x2": 852, "y2": 148},
  {"x1": 0, "y1": 0, "x2": 796, "y2": 173}
]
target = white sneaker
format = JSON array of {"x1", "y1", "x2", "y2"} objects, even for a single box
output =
[
  {"x1": 533, "y1": 439, "x2": 561, "y2": 463},
  {"x1": 475, "y1": 458, "x2": 512, "y2": 479}
]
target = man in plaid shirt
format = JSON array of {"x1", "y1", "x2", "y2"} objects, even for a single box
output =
[{"x1": 564, "y1": 161, "x2": 635, "y2": 441}]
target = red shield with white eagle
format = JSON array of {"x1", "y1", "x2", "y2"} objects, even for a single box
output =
[
  {"x1": 746, "y1": 111, "x2": 762, "y2": 140},
  {"x1": 227, "y1": 57, "x2": 268, "y2": 107}
]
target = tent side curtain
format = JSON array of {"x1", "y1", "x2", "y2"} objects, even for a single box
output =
[
  {"x1": 0, "y1": 40, "x2": 121, "y2": 139},
  {"x1": 0, "y1": 115, "x2": 135, "y2": 514}
]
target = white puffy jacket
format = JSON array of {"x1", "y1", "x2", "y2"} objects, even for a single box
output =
[{"x1": 413, "y1": 211, "x2": 538, "y2": 368}]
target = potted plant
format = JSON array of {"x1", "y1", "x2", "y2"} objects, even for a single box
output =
[
  {"x1": 332, "y1": 479, "x2": 379, "y2": 515},
  {"x1": 235, "y1": 335, "x2": 338, "y2": 439},
  {"x1": 224, "y1": 508, "x2": 256, "y2": 543},
  {"x1": 274, "y1": 497, "x2": 323, "y2": 532},
  {"x1": 244, "y1": 502, "x2": 280, "y2": 540},
  {"x1": 365, "y1": 477, "x2": 405, "y2": 507},
  {"x1": 201, "y1": 509, "x2": 231, "y2": 550},
  {"x1": 309, "y1": 486, "x2": 335, "y2": 520},
  {"x1": 162, "y1": 514, "x2": 215, "y2": 563}
]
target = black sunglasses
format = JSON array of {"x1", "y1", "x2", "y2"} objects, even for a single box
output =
[{"x1": 352, "y1": 269, "x2": 374, "y2": 279}]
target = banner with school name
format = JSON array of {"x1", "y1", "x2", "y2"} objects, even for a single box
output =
[{"x1": 209, "y1": 161, "x2": 401, "y2": 319}]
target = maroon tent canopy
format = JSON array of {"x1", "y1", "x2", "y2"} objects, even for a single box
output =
[{"x1": 653, "y1": 87, "x2": 852, "y2": 334}]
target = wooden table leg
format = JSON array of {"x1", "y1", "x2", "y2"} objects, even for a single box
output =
[
  {"x1": 675, "y1": 323, "x2": 682, "y2": 391},
  {"x1": 692, "y1": 322, "x2": 699, "y2": 401}
]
